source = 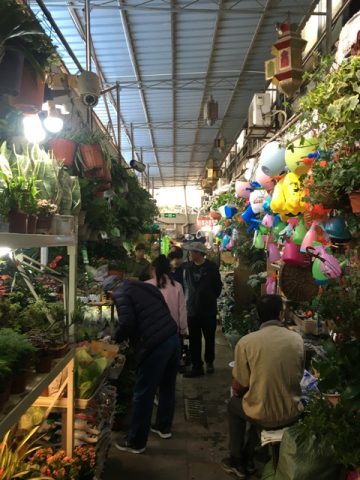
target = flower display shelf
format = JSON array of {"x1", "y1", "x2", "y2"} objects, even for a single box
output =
[
  {"x1": 33, "y1": 362, "x2": 112, "y2": 410},
  {"x1": 0, "y1": 232, "x2": 76, "y2": 248},
  {"x1": 0, "y1": 350, "x2": 74, "y2": 444}
]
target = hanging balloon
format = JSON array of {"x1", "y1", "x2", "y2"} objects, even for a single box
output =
[
  {"x1": 226, "y1": 239, "x2": 233, "y2": 250},
  {"x1": 262, "y1": 214, "x2": 274, "y2": 228},
  {"x1": 292, "y1": 218, "x2": 308, "y2": 245},
  {"x1": 272, "y1": 220, "x2": 288, "y2": 240},
  {"x1": 249, "y1": 189, "x2": 267, "y2": 214},
  {"x1": 263, "y1": 195, "x2": 272, "y2": 214},
  {"x1": 254, "y1": 230, "x2": 265, "y2": 249},
  {"x1": 260, "y1": 141, "x2": 286, "y2": 177},
  {"x1": 312, "y1": 258, "x2": 329, "y2": 285},
  {"x1": 218, "y1": 205, "x2": 227, "y2": 218},
  {"x1": 282, "y1": 240, "x2": 309, "y2": 266},
  {"x1": 300, "y1": 221, "x2": 319, "y2": 252},
  {"x1": 267, "y1": 242, "x2": 281, "y2": 262},
  {"x1": 285, "y1": 138, "x2": 318, "y2": 176},
  {"x1": 235, "y1": 180, "x2": 251, "y2": 198},
  {"x1": 224, "y1": 204, "x2": 238, "y2": 219},
  {"x1": 241, "y1": 204, "x2": 257, "y2": 223},
  {"x1": 222, "y1": 234, "x2": 231, "y2": 248},
  {"x1": 213, "y1": 224, "x2": 222, "y2": 236},
  {"x1": 255, "y1": 167, "x2": 276, "y2": 191}
]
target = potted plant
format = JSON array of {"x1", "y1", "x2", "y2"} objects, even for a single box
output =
[
  {"x1": 0, "y1": 328, "x2": 36, "y2": 394},
  {"x1": 72, "y1": 129, "x2": 113, "y2": 174},
  {"x1": 25, "y1": 447, "x2": 80, "y2": 479},
  {"x1": 48, "y1": 131, "x2": 78, "y2": 170},
  {"x1": 0, "y1": 358, "x2": 12, "y2": 410},
  {"x1": 0, "y1": 1, "x2": 47, "y2": 97},
  {"x1": 35, "y1": 199, "x2": 58, "y2": 234}
]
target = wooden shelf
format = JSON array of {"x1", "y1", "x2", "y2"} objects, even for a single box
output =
[
  {"x1": 0, "y1": 233, "x2": 76, "y2": 249},
  {"x1": 0, "y1": 350, "x2": 74, "y2": 439}
]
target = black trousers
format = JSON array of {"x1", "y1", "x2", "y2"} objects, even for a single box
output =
[
  {"x1": 228, "y1": 396, "x2": 259, "y2": 467},
  {"x1": 188, "y1": 315, "x2": 217, "y2": 369}
]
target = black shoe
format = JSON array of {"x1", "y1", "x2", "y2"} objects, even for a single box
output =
[
  {"x1": 221, "y1": 458, "x2": 246, "y2": 479},
  {"x1": 114, "y1": 438, "x2": 146, "y2": 454},
  {"x1": 206, "y1": 363, "x2": 214, "y2": 374},
  {"x1": 246, "y1": 459, "x2": 256, "y2": 475},
  {"x1": 183, "y1": 367, "x2": 204, "y2": 378}
]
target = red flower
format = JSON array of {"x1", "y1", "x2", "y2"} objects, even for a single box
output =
[{"x1": 319, "y1": 160, "x2": 327, "y2": 168}]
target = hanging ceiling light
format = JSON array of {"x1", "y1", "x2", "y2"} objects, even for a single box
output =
[
  {"x1": 43, "y1": 101, "x2": 64, "y2": 133},
  {"x1": 214, "y1": 135, "x2": 225, "y2": 152},
  {"x1": 203, "y1": 95, "x2": 218, "y2": 126},
  {"x1": 23, "y1": 115, "x2": 46, "y2": 144}
]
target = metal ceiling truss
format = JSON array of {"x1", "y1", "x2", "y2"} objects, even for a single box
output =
[
  {"x1": 171, "y1": 0, "x2": 177, "y2": 184},
  {"x1": 118, "y1": 0, "x2": 165, "y2": 186},
  {"x1": 44, "y1": 0, "x2": 316, "y2": 15}
]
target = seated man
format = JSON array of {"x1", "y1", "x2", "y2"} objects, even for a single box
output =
[{"x1": 222, "y1": 294, "x2": 304, "y2": 479}]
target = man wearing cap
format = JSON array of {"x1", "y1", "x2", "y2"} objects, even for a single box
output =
[{"x1": 182, "y1": 241, "x2": 222, "y2": 377}]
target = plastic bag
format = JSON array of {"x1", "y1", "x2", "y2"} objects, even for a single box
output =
[{"x1": 275, "y1": 426, "x2": 344, "y2": 480}]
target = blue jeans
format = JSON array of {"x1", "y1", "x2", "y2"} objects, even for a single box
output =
[{"x1": 127, "y1": 334, "x2": 180, "y2": 448}]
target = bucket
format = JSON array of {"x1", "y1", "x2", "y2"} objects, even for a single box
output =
[
  {"x1": 55, "y1": 215, "x2": 75, "y2": 235},
  {"x1": 283, "y1": 240, "x2": 308, "y2": 266}
]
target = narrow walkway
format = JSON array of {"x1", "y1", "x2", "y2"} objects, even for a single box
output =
[{"x1": 103, "y1": 330, "x2": 238, "y2": 480}]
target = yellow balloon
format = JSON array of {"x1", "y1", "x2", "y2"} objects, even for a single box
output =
[
  {"x1": 285, "y1": 138, "x2": 318, "y2": 176},
  {"x1": 282, "y1": 172, "x2": 306, "y2": 215},
  {"x1": 270, "y1": 178, "x2": 286, "y2": 214}
]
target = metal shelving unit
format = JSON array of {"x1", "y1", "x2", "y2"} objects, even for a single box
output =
[{"x1": 0, "y1": 233, "x2": 77, "y2": 455}]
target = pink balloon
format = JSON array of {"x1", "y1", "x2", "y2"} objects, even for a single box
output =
[
  {"x1": 235, "y1": 180, "x2": 251, "y2": 199},
  {"x1": 255, "y1": 168, "x2": 275, "y2": 191}
]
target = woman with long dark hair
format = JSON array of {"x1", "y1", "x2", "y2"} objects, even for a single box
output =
[{"x1": 146, "y1": 254, "x2": 187, "y2": 335}]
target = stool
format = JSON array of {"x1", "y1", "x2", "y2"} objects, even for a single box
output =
[{"x1": 261, "y1": 427, "x2": 288, "y2": 470}]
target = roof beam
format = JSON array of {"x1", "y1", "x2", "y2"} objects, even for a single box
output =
[{"x1": 117, "y1": 0, "x2": 165, "y2": 186}]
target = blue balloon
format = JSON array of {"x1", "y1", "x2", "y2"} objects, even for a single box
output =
[
  {"x1": 224, "y1": 205, "x2": 238, "y2": 219},
  {"x1": 222, "y1": 234, "x2": 231, "y2": 247},
  {"x1": 263, "y1": 196, "x2": 272, "y2": 214}
]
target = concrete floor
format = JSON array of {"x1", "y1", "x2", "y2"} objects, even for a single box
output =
[{"x1": 103, "y1": 330, "x2": 260, "y2": 480}]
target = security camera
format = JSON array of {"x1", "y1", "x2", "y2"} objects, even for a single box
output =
[
  {"x1": 77, "y1": 71, "x2": 100, "y2": 108},
  {"x1": 80, "y1": 93, "x2": 99, "y2": 107},
  {"x1": 130, "y1": 159, "x2": 146, "y2": 173}
]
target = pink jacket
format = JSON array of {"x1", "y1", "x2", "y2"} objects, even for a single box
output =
[{"x1": 146, "y1": 276, "x2": 188, "y2": 334}]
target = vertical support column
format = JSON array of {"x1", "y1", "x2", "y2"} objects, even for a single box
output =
[
  {"x1": 326, "y1": 0, "x2": 332, "y2": 54},
  {"x1": 147, "y1": 163, "x2": 150, "y2": 191},
  {"x1": 67, "y1": 245, "x2": 77, "y2": 339},
  {"x1": 85, "y1": 0, "x2": 93, "y2": 129},
  {"x1": 65, "y1": 357, "x2": 74, "y2": 456},
  {"x1": 40, "y1": 247, "x2": 48, "y2": 269},
  {"x1": 116, "y1": 82, "x2": 121, "y2": 159}
]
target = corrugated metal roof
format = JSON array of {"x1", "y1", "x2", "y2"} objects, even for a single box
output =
[{"x1": 30, "y1": 0, "x2": 317, "y2": 187}]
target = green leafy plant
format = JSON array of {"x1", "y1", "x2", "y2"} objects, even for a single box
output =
[
  {"x1": 0, "y1": 328, "x2": 36, "y2": 372},
  {"x1": 0, "y1": 1, "x2": 57, "y2": 76},
  {"x1": 296, "y1": 55, "x2": 360, "y2": 150},
  {"x1": 0, "y1": 358, "x2": 12, "y2": 392},
  {"x1": 71, "y1": 128, "x2": 114, "y2": 169},
  {"x1": 298, "y1": 397, "x2": 360, "y2": 468}
]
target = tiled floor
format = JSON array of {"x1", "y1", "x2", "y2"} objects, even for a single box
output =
[{"x1": 102, "y1": 331, "x2": 253, "y2": 480}]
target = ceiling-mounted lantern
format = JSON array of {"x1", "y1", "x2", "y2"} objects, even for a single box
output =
[
  {"x1": 214, "y1": 135, "x2": 226, "y2": 152},
  {"x1": 204, "y1": 96, "x2": 218, "y2": 126},
  {"x1": 206, "y1": 158, "x2": 222, "y2": 184},
  {"x1": 265, "y1": 23, "x2": 307, "y2": 97}
]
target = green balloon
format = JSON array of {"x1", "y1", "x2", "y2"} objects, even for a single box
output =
[
  {"x1": 312, "y1": 258, "x2": 327, "y2": 281},
  {"x1": 273, "y1": 221, "x2": 287, "y2": 239},
  {"x1": 293, "y1": 218, "x2": 308, "y2": 245}
]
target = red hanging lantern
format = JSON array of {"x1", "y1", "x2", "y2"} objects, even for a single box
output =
[{"x1": 265, "y1": 23, "x2": 307, "y2": 97}]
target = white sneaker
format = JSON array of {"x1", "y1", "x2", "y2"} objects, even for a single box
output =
[{"x1": 150, "y1": 427, "x2": 172, "y2": 439}]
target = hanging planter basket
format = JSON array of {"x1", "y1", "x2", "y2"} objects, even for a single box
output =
[
  {"x1": 0, "y1": 47, "x2": 24, "y2": 96},
  {"x1": 9, "y1": 61, "x2": 45, "y2": 114},
  {"x1": 49, "y1": 138, "x2": 78, "y2": 168},
  {"x1": 79, "y1": 144, "x2": 104, "y2": 172},
  {"x1": 349, "y1": 191, "x2": 360, "y2": 214},
  {"x1": 279, "y1": 264, "x2": 319, "y2": 302}
]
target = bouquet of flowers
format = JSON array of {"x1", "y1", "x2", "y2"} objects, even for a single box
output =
[
  {"x1": 26, "y1": 448, "x2": 80, "y2": 479},
  {"x1": 36, "y1": 199, "x2": 58, "y2": 216},
  {"x1": 73, "y1": 445, "x2": 96, "y2": 479}
]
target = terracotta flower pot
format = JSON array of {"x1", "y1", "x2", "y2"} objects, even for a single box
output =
[
  {"x1": 9, "y1": 61, "x2": 45, "y2": 114},
  {"x1": 27, "y1": 214, "x2": 38, "y2": 234},
  {"x1": 349, "y1": 191, "x2": 360, "y2": 214},
  {"x1": 36, "y1": 215, "x2": 53, "y2": 234},
  {"x1": 80, "y1": 144, "x2": 104, "y2": 171},
  {"x1": 8, "y1": 211, "x2": 28, "y2": 233},
  {"x1": 0, "y1": 47, "x2": 24, "y2": 96},
  {"x1": 35, "y1": 352, "x2": 53, "y2": 374},
  {"x1": 49, "y1": 138, "x2": 78, "y2": 168}
]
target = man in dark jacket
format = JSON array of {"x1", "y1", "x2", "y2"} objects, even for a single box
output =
[
  {"x1": 182, "y1": 242, "x2": 222, "y2": 377},
  {"x1": 112, "y1": 280, "x2": 180, "y2": 453}
]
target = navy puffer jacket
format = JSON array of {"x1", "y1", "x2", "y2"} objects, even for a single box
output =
[{"x1": 112, "y1": 280, "x2": 178, "y2": 364}]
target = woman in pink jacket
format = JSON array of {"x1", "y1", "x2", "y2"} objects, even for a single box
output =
[{"x1": 146, "y1": 255, "x2": 187, "y2": 335}]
